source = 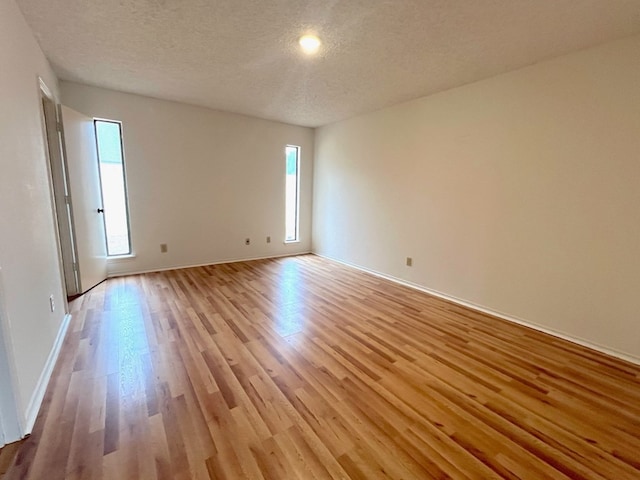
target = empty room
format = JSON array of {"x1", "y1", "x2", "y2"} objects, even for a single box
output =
[{"x1": 1, "y1": 0, "x2": 639, "y2": 478}]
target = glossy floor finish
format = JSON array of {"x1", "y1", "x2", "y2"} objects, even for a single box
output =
[{"x1": 5, "y1": 255, "x2": 640, "y2": 479}]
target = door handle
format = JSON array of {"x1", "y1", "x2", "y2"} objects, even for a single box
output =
[{"x1": 97, "y1": 208, "x2": 104, "y2": 213}]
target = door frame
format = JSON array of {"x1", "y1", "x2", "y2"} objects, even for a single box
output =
[{"x1": 39, "y1": 79, "x2": 80, "y2": 299}]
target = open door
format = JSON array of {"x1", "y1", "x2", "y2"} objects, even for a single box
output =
[
  {"x1": 41, "y1": 92, "x2": 79, "y2": 298},
  {"x1": 60, "y1": 106, "x2": 107, "y2": 293}
]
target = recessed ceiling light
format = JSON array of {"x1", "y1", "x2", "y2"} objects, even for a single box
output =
[{"x1": 299, "y1": 35, "x2": 321, "y2": 55}]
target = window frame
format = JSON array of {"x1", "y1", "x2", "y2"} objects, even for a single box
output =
[
  {"x1": 284, "y1": 145, "x2": 301, "y2": 243},
  {"x1": 93, "y1": 118, "x2": 133, "y2": 257}
]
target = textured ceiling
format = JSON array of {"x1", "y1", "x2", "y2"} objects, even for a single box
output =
[{"x1": 16, "y1": 0, "x2": 640, "y2": 127}]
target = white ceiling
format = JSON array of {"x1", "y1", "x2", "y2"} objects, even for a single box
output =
[{"x1": 16, "y1": 0, "x2": 640, "y2": 127}]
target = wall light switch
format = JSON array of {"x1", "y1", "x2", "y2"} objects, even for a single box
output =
[
  {"x1": 406, "y1": 257, "x2": 413, "y2": 267},
  {"x1": 160, "y1": 243, "x2": 168, "y2": 253}
]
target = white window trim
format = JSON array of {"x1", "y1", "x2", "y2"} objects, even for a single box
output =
[{"x1": 285, "y1": 144, "x2": 301, "y2": 243}]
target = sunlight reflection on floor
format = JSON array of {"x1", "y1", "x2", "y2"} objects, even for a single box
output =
[
  {"x1": 271, "y1": 260, "x2": 309, "y2": 338},
  {"x1": 105, "y1": 282, "x2": 150, "y2": 402}
]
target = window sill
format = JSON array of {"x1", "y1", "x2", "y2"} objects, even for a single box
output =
[
  {"x1": 107, "y1": 253, "x2": 136, "y2": 261},
  {"x1": 284, "y1": 240, "x2": 300, "y2": 244}
]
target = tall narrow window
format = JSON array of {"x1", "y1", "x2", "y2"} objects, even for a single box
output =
[
  {"x1": 94, "y1": 120, "x2": 131, "y2": 256},
  {"x1": 285, "y1": 145, "x2": 300, "y2": 242}
]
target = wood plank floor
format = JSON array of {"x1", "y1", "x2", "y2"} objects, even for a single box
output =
[
  {"x1": 4, "y1": 254, "x2": 640, "y2": 479},
  {"x1": 0, "y1": 441, "x2": 25, "y2": 479}
]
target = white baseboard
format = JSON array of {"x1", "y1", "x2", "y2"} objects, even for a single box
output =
[
  {"x1": 107, "y1": 252, "x2": 312, "y2": 278},
  {"x1": 23, "y1": 313, "x2": 72, "y2": 435},
  {"x1": 313, "y1": 253, "x2": 640, "y2": 366}
]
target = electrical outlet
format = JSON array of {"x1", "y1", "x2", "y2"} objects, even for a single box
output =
[
  {"x1": 406, "y1": 257, "x2": 413, "y2": 267},
  {"x1": 266, "y1": 236, "x2": 271, "y2": 243},
  {"x1": 245, "y1": 238, "x2": 251, "y2": 245},
  {"x1": 49, "y1": 295, "x2": 55, "y2": 313},
  {"x1": 160, "y1": 243, "x2": 168, "y2": 253}
]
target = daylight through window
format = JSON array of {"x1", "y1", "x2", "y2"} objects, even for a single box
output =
[
  {"x1": 285, "y1": 145, "x2": 300, "y2": 242},
  {"x1": 94, "y1": 120, "x2": 131, "y2": 256}
]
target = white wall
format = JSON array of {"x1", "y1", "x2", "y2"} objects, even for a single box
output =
[
  {"x1": 0, "y1": 0, "x2": 65, "y2": 435},
  {"x1": 313, "y1": 34, "x2": 640, "y2": 361},
  {"x1": 61, "y1": 83, "x2": 314, "y2": 276}
]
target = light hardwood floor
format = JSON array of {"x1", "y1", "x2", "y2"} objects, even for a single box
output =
[
  {"x1": 5, "y1": 254, "x2": 640, "y2": 479},
  {"x1": 0, "y1": 441, "x2": 24, "y2": 479}
]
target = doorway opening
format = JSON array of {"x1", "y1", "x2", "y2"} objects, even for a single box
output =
[{"x1": 40, "y1": 82, "x2": 79, "y2": 300}]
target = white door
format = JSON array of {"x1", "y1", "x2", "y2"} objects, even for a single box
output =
[
  {"x1": 60, "y1": 106, "x2": 107, "y2": 293},
  {"x1": 41, "y1": 94, "x2": 79, "y2": 297}
]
